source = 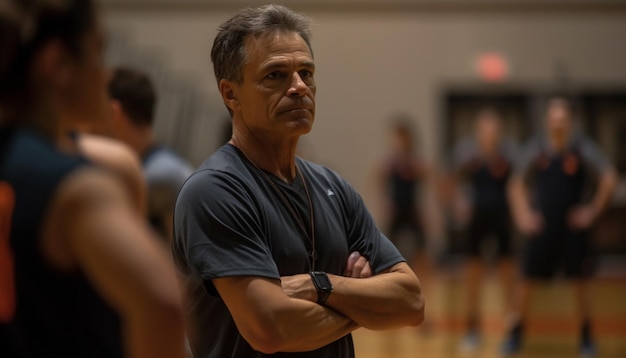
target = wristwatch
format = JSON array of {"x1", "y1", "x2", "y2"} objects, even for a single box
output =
[{"x1": 309, "y1": 271, "x2": 333, "y2": 305}]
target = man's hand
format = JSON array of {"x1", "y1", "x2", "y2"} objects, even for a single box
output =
[
  {"x1": 516, "y1": 209, "x2": 544, "y2": 236},
  {"x1": 344, "y1": 251, "x2": 372, "y2": 278},
  {"x1": 568, "y1": 205, "x2": 597, "y2": 231}
]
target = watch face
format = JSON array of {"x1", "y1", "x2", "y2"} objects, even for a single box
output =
[{"x1": 313, "y1": 272, "x2": 332, "y2": 290}]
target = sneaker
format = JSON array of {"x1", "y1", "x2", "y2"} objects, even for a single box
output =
[
  {"x1": 500, "y1": 319, "x2": 523, "y2": 357},
  {"x1": 459, "y1": 331, "x2": 480, "y2": 353},
  {"x1": 500, "y1": 335, "x2": 521, "y2": 357},
  {"x1": 579, "y1": 340, "x2": 597, "y2": 358}
]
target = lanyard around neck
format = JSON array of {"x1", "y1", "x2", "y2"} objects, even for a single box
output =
[{"x1": 237, "y1": 147, "x2": 317, "y2": 270}]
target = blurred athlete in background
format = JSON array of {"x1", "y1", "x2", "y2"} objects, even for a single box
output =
[
  {"x1": 504, "y1": 97, "x2": 617, "y2": 357},
  {"x1": 450, "y1": 107, "x2": 517, "y2": 352},
  {"x1": 109, "y1": 67, "x2": 193, "y2": 242},
  {"x1": 0, "y1": 0, "x2": 185, "y2": 357},
  {"x1": 377, "y1": 117, "x2": 428, "y2": 268}
]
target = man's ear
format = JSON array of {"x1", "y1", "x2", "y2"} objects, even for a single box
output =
[
  {"x1": 110, "y1": 100, "x2": 124, "y2": 121},
  {"x1": 110, "y1": 100, "x2": 135, "y2": 132},
  {"x1": 31, "y1": 39, "x2": 73, "y2": 92},
  {"x1": 219, "y1": 79, "x2": 239, "y2": 113}
]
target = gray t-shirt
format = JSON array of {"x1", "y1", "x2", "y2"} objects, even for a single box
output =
[
  {"x1": 173, "y1": 144, "x2": 404, "y2": 358},
  {"x1": 143, "y1": 145, "x2": 193, "y2": 238}
]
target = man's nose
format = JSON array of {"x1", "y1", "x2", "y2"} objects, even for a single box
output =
[{"x1": 287, "y1": 72, "x2": 307, "y2": 97}]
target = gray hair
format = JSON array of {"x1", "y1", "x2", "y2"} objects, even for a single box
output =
[{"x1": 210, "y1": 4, "x2": 312, "y2": 86}]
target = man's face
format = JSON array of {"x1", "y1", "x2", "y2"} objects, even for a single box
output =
[
  {"x1": 227, "y1": 31, "x2": 316, "y2": 140},
  {"x1": 545, "y1": 99, "x2": 572, "y2": 138},
  {"x1": 391, "y1": 129, "x2": 411, "y2": 153},
  {"x1": 476, "y1": 110, "x2": 501, "y2": 148}
]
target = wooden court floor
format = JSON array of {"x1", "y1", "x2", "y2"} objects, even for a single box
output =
[{"x1": 352, "y1": 272, "x2": 626, "y2": 358}]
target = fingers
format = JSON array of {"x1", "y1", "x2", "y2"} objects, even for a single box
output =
[
  {"x1": 567, "y1": 207, "x2": 593, "y2": 231},
  {"x1": 344, "y1": 251, "x2": 372, "y2": 278},
  {"x1": 344, "y1": 251, "x2": 360, "y2": 276},
  {"x1": 351, "y1": 256, "x2": 367, "y2": 278},
  {"x1": 522, "y1": 212, "x2": 543, "y2": 236},
  {"x1": 351, "y1": 256, "x2": 372, "y2": 278},
  {"x1": 360, "y1": 261, "x2": 372, "y2": 278}
]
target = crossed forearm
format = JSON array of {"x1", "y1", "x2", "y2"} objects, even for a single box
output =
[
  {"x1": 282, "y1": 263, "x2": 424, "y2": 331},
  {"x1": 215, "y1": 275, "x2": 359, "y2": 354},
  {"x1": 260, "y1": 297, "x2": 359, "y2": 353},
  {"x1": 325, "y1": 265, "x2": 424, "y2": 330}
]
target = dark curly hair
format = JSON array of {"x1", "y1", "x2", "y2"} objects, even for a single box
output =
[{"x1": 0, "y1": 0, "x2": 95, "y2": 109}]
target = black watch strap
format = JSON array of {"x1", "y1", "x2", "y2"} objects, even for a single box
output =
[{"x1": 309, "y1": 271, "x2": 333, "y2": 305}]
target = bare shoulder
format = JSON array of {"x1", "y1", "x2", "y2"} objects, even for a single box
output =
[
  {"x1": 78, "y1": 134, "x2": 142, "y2": 177},
  {"x1": 53, "y1": 166, "x2": 127, "y2": 211},
  {"x1": 77, "y1": 133, "x2": 146, "y2": 213},
  {"x1": 42, "y1": 166, "x2": 128, "y2": 270}
]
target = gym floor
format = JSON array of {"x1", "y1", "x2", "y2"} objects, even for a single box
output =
[{"x1": 352, "y1": 261, "x2": 626, "y2": 358}]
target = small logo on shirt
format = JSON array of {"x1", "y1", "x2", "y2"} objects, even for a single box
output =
[{"x1": 326, "y1": 188, "x2": 336, "y2": 197}]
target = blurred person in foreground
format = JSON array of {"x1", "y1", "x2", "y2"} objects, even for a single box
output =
[
  {"x1": 503, "y1": 96, "x2": 617, "y2": 357},
  {"x1": 376, "y1": 116, "x2": 428, "y2": 269},
  {"x1": 449, "y1": 107, "x2": 517, "y2": 352},
  {"x1": 108, "y1": 67, "x2": 193, "y2": 242},
  {"x1": 173, "y1": 4, "x2": 424, "y2": 357},
  {"x1": 0, "y1": 0, "x2": 185, "y2": 357}
]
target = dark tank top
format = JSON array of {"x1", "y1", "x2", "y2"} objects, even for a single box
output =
[
  {"x1": 0, "y1": 127, "x2": 123, "y2": 357},
  {"x1": 389, "y1": 156, "x2": 421, "y2": 210},
  {"x1": 468, "y1": 154, "x2": 511, "y2": 212}
]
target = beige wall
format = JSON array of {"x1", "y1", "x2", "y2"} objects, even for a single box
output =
[{"x1": 103, "y1": 7, "x2": 626, "y2": 241}]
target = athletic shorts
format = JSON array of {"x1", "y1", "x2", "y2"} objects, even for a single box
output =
[
  {"x1": 522, "y1": 224, "x2": 594, "y2": 279},
  {"x1": 388, "y1": 206, "x2": 424, "y2": 250},
  {"x1": 466, "y1": 210, "x2": 512, "y2": 258}
]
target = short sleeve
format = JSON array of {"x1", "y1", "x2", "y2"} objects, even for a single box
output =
[
  {"x1": 513, "y1": 137, "x2": 542, "y2": 179},
  {"x1": 173, "y1": 169, "x2": 280, "y2": 288},
  {"x1": 146, "y1": 154, "x2": 194, "y2": 217},
  {"x1": 336, "y1": 176, "x2": 405, "y2": 274},
  {"x1": 145, "y1": 152, "x2": 192, "y2": 189},
  {"x1": 501, "y1": 138, "x2": 520, "y2": 164},
  {"x1": 450, "y1": 137, "x2": 477, "y2": 175},
  {"x1": 578, "y1": 136, "x2": 613, "y2": 174}
]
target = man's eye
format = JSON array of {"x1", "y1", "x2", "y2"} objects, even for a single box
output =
[
  {"x1": 266, "y1": 72, "x2": 283, "y2": 80},
  {"x1": 299, "y1": 70, "x2": 312, "y2": 78}
]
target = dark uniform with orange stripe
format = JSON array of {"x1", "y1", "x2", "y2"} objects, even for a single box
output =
[
  {"x1": 514, "y1": 135, "x2": 611, "y2": 279},
  {"x1": 0, "y1": 127, "x2": 123, "y2": 357},
  {"x1": 386, "y1": 154, "x2": 425, "y2": 250},
  {"x1": 453, "y1": 139, "x2": 516, "y2": 258}
]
